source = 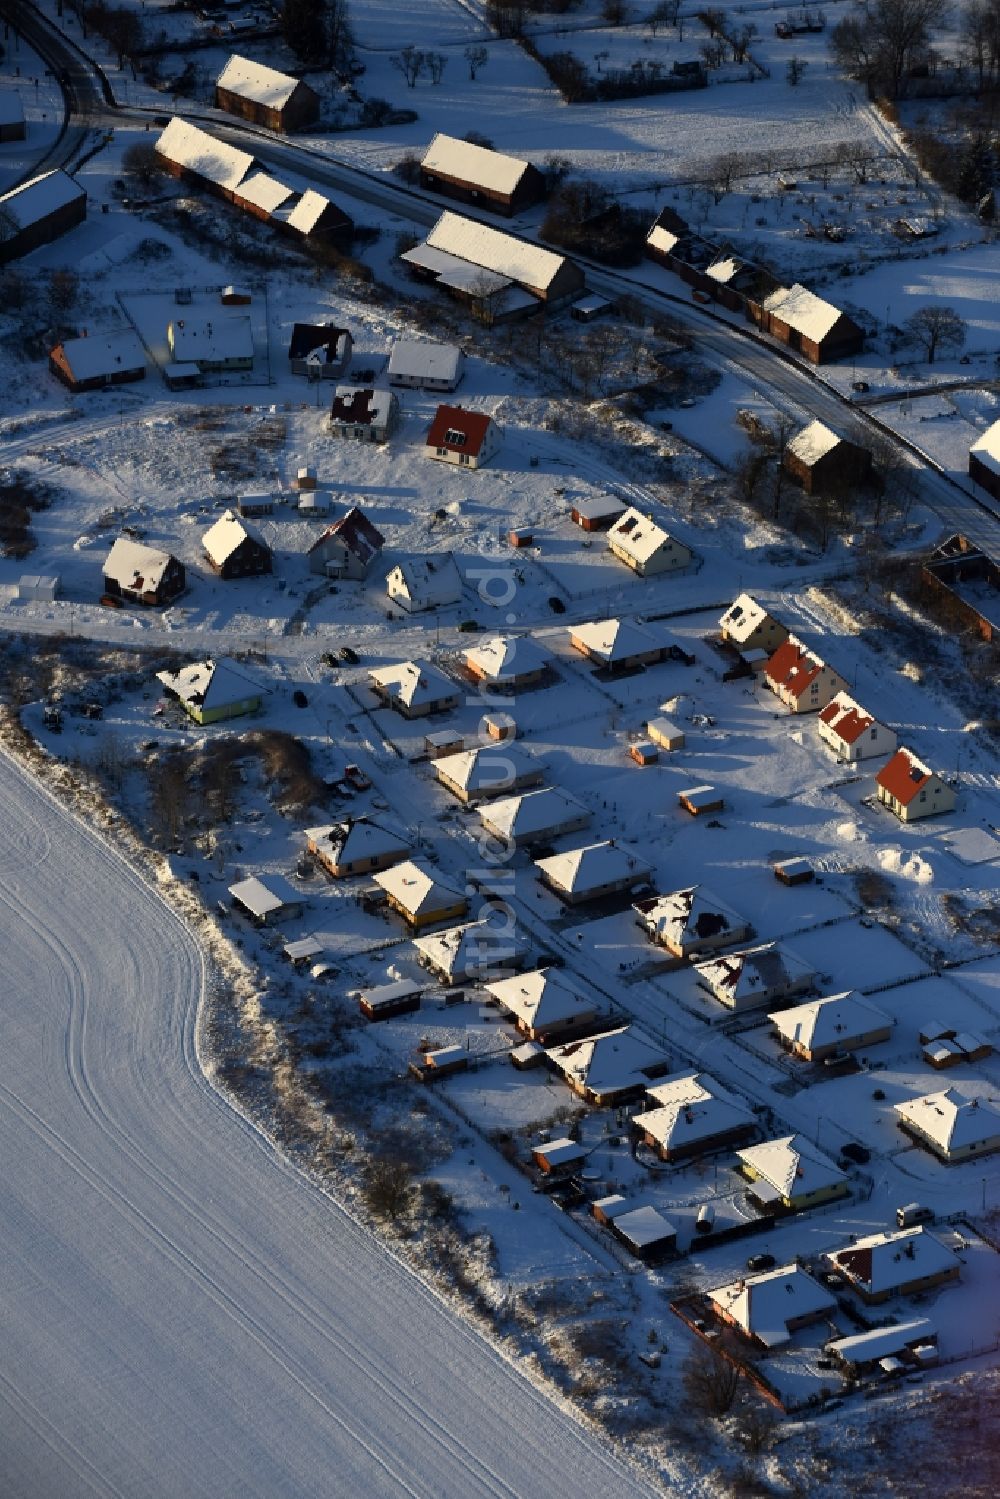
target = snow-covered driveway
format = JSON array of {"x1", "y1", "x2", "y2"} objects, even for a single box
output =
[{"x1": 0, "y1": 751, "x2": 658, "y2": 1499}]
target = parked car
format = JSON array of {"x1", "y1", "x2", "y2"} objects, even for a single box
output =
[
  {"x1": 548, "y1": 596, "x2": 566, "y2": 614},
  {"x1": 339, "y1": 645, "x2": 360, "y2": 664},
  {"x1": 840, "y1": 1142, "x2": 871, "y2": 1165},
  {"x1": 746, "y1": 1252, "x2": 776, "y2": 1272},
  {"x1": 343, "y1": 763, "x2": 372, "y2": 791},
  {"x1": 293, "y1": 689, "x2": 308, "y2": 708}
]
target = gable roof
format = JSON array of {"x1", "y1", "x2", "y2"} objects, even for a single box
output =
[
  {"x1": 535, "y1": 841, "x2": 652, "y2": 895},
  {"x1": 421, "y1": 133, "x2": 532, "y2": 196},
  {"x1": 202, "y1": 508, "x2": 267, "y2": 566},
  {"x1": 104, "y1": 537, "x2": 176, "y2": 591},
  {"x1": 305, "y1": 817, "x2": 410, "y2": 868},
  {"x1": 284, "y1": 189, "x2": 346, "y2": 236},
  {"x1": 765, "y1": 634, "x2": 831, "y2": 698},
  {"x1": 426, "y1": 403, "x2": 496, "y2": 455},
  {"x1": 425, "y1": 210, "x2": 569, "y2": 294},
  {"x1": 694, "y1": 942, "x2": 815, "y2": 1004},
  {"x1": 876, "y1": 746, "x2": 940, "y2": 806},
  {"x1": 0, "y1": 168, "x2": 85, "y2": 228},
  {"x1": 217, "y1": 53, "x2": 304, "y2": 109},
  {"x1": 386, "y1": 553, "x2": 463, "y2": 607},
  {"x1": 546, "y1": 1026, "x2": 669, "y2": 1097},
  {"x1": 818, "y1": 691, "x2": 877, "y2": 745},
  {"x1": 718, "y1": 592, "x2": 777, "y2": 644},
  {"x1": 635, "y1": 1071, "x2": 754, "y2": 1151},
  {"x1": 608, "y1": 507, "x2": 683, "y2": 566},
  {"x1": 969, "y1": 417, "x2": 1000, "y2": 476},
  {"x1": 228, "y1": 873, "x2": 299, "y2": 918},
  {"x1": 485, "y1": 967, "x2": 601, "y2": 1032},
  {"x1": 156, "y1": 657, "x2": 266, "y2": 712},
  {"x1": 736, "y1": 1135, "x2": 848, "y2": 1200},
  {"x1": 786, "y1": 419, "x2": 843, "y2": 466},
  {"x1": 634, "y1": 886, "x2": 749, "y2": 950},
  {"x1": 168, "y1": 316, "x2": 253, "y2": 364},
  {"x1": 369, "y1": 659, "x2": 458, "y2": 709},
  {"x1": 769, "y1": 990, "x2": 892, "y2": 1051},
  {"x1": 388, "y1": 339, "x2": 462, "y2": 384},
  {"x1": 51, "y1": 328, "x2": 145, "y2": 384},
  {"x1": 479, "y1": 786, "x2": 590, "y2": 841},
  {"x1": 234, "y1": 170, "x2": 294, "y2": 214},
  {"x1": 155, "y1": 117, "x2": 254, "y2": 192},
  {"x1": 830, "y1": 1227, "x2": 959, "y2": 1296},
  {"x1": 373, "y1": 858, "x2": 465, "y2": 917},
  {"x1": 464, "y1": 634, "x2": 547, "y2": 681},
  {"x1": 710, "y1": 1265, "x2": 836, "y2": 1347},
  {"x1": 894, "y1": 1089, "x2": 1000, "y2": 1152},
  {"x1": 763, "y1": 283, "x2": 849, "y2": 342},
  {"x1": 310, "y1": 506, "x2": 384, "y2": 564},
  {"x1": 570, "y1": 616, "x2": 662, "y2": 663}
]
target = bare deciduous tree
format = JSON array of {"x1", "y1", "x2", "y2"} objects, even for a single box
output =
[
  {"x1": 831, "y1": 0, "x2": 947, "y2": 99},
  {"x1": 426, "y1": 51, "x2": 448, "y2": 85},
  {"x1": 904, "y1": 305, "x2": 967, "y2": 364},
  {"x1": 390, "y1": 44, "x2": 426, "y2": 88},
  {"x1": 464, "y1": 44, "x2": 489, "y2": 79},
  {"x1": 682, "y1": 1342, "x2": 740, "y2": 1416}
]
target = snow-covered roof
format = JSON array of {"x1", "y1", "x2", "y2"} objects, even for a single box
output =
[
  {"x1": 434, "y1": 742, "x2": 537, "y2": 798},
  {"x1": 546, "y1": 1027, "x2": 669, "y2": 1098},
  {"x1": 570, "y1": 616, "x2": 662, "y2": 664},
  {"x1": 51, "y1": 328, "x2": 145, "y2": 384},
  {"x1": 329, "y1": 386, "x2": 396, "y2": 428},
  {"x1": 535, "y1": 841, "x2": 652, "y2": 896},
  {"x1": 104, "y1": 537, "x2": 176, "y2": 591},
  {"x1": 646, "y1": 224, "x2": 680, "y2": 255},
  {"x1": 635, "y1": 1071, "x2": 754, "y2": 1153},
  {"x1": 386, "y1": 553, "x2": 463, "y2": 608},
  {"x1": 818, "y1": 691, "x2": 879, "y2": 745},
  {"x1": 284, "y1": 189, "x2": 338, "y2": 235},
  {"x1": 373, "y1": 859, "x2": 465, "y2": 918},
  {"x1": 830, "y1": 1228, "x2": 959, "y2": 1297},
  {"x1": 710, "y1": 1265, "x2": 836, "y2": 1347},
  {"x1": 387, "y1": 338, "x2": 462, "y2": 384},
  {"x1": 464, "y1": 634, "x2": 548, "y2": 682},
  {"x1": 155, "y1": 117, "x2": 254, "y2": 192},
  {"x1": 202, "y1": 508, "x2": 266, "y2": 566},
  {"x1": 401, "y1": 240, "x2": 512, "y2": 295},
  {"x1": 786, "y1": 419, "x2": 843, "y2": 466},
  {"x1": 634, "y1": 886, "x2": 749, "y2": 952},
  {"x1": 485, "y1": 967, "x2": 601, "y2": 1033},
  {"x1": 769, "y1": 991, "x2": 892, "y2": 1052},
  {"x1": 168, "y1": 315, "x2": 253, "y2": 364},
  {"x1": 479, "y1": 786, "x2": 590, "y2": 842},
  {"x1": 894, "y1": 1089, "x2": 1000, "y2": 1154},
  {"x1": 0, "y1": 168, "x2": 85, "y2": 228},
  {"x1": 570, "y1": 494, "x2": 627, "y2": 523},
  {"x1": 765, "y1": 634, "x2": 834, "y2": 698},
  {"x1": 234, "y1": 171, "x2": 294, "y2": 214},
  {"x1": 763, "y1": 282, "x2": 847, "y2": 341},
  {"x1": 156, "y1": 657, "x2": 266, "y2": 712},
  {"x1": 421, "y1": 133, "x2": 532, "y2": 197},
  {"x1": 305, "y1": 818, "x2": 410, "y2": 869},
  {"x1": 736, "y1": 1135, "x2": 848, "y2": 1201},
  {"x1": 613, "y1": 1205, "x2": 676, "y2": 1250},
  {"x1": 695, "y1": 942, "x2": 815, "y2": 1005},
  {"x1": 217, "y1": 53, "x2": 304, "y2": 109},
  {"x1": 828, "y1": 1318, "x2": 936, "y2": 1365},
  {"x1": 369, "y1": 659, "x2": 458, "y2": 709},
  {"x1": 970, "y1": 417, "x2": 1000, "y2": 476},
  {"x1": 718, "y1": 592, "x2": 776, "y2": 644},
  {"x1": 414, "y1": 918, "x2": 529, "y2": 979},
  {"x1": 310, "y1": 506, "x2": 384, "y2": 564},
  {"x1": 424, "y1": 210, "x2": 569, "y2": 294},
  {"x1": 534, "y1": 1137, "x2": 588, "y2": 1168},
  {"x1": 607, "y1": 507, "x2": 685, "y2": 566},
  {"x1": 228, "y1": 873, "x2": 300, "y2": 919}
]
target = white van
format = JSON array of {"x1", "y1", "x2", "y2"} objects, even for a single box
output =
[{"x1": 896, "y1": 1203, "x2": 934, "y2": 1229}]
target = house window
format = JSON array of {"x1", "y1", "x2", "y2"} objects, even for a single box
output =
[
  {"x1": 436, "y1": 446, "x2": 448, "y2": 456},
  {"x1": 459, "y1": 453, "x2": 471, "y2": 466},
  {"x1": 870, "y1": 726, "x2": 878, "y2": 739},
  {"x1": 919, "y1": 789, "x2": 926, "y2": 801}
]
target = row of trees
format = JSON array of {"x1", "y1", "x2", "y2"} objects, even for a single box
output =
[{"x1": 390, "y1": 45, "x2": 450, "y2": 87}]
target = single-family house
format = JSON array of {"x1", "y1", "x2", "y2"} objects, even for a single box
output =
[
  {"x1": 373, "y1": 859, "x2": 468, "y2": 929},
  {"x1": 167, "y1": 316, "x2": 253, "y2": 372},
  {"x1": 103, "y1": 538, "x2": 185, "y2": 607},
  {"x1": 478, "y1": 786, "x2": 591, "y2": 848},
  {"x1": 969, "y1": 420, "x2": 1000, "y2": 502},
  {"x1": 607, "y1": 508, "x2": 692, "y2": 577},
  {"x1": 760, "y1": 283, "x2": 864, "y2": 364},
  {"x1": 828, "y1": 1228, "x2": 961, "y2": 1305},
  {"x1": 0, "y1": 169, "x2": 86, "y2": 263},
  {"x1": 876, "y1": 747, "x2": 956, "y2": 822},
  {"x1": 783, "y1": 420, "x2": 872, "y2": 494},
  {"x1": 535, "y1": 841, "x2": 652, "y2": 905},
  {"x1": 308, "y1": 507, "x2": 384, "y2": 580},
  {"x1": 434, "y1": 743, "x2": 542, "y2": 804},
  {"x1": 425, "y1": 404, "x2": 502, "y2": 469},
  {"x1": 155, "y1": 117, "x2": 255, "y2": 201},
  {"x1": 329, "y1": 386, "x2": 399, "y2": 442},
  {"x1": 419, "y1": 133, "x2": 544, "y2": 217},
  {"x1": 155, "y1": 657, "x2": 267, "y2": 724},
  {"x1": 709, "y1": 1265, "x2": 837, "y2": 1347},
  {"x1": 818, "y1": 692, "x2": 897, "y2": 762},
  {"x1": 569, "y1": 617, "x2": 667, "y2": 672},
  {"x1": 215, "y1": 53, "x2": 320, "y2": 132},
  {"x1": 828, "y1": 1319, "x2": 938, "y2": 1375},
  {"x1": 402, "y1": 210, "x2": 584, "y2": 319},
  {"x1": 385, "y1": 554, "x2": 463, "y2": 613},
  {"x1": 228, "y1": 873, "x2": 303, "y2": 926},
  {"x1": 305, "y1": 817, "x2": 411, "y2": 878},
  {"x1": 546, "y1": 1026, "x2": 671, "y2": 1107},
  {"x1": 464, "y1": 635, "x2": 548, "y2": 690},
  {"x1": 770, "y1": 990, "x2": 893, "y2": 1062},
  {"x1": 736, "y1": 1135, "x2": 850, "y2": 1211},
  {"x1": 694, "y1": 942, "x2": 816, "y2": 1013},
  {"x1": 485, "y1": 967, "x2": 604, "y2": 1043},
  {"x1": 414, "y1": 918, "x2": 529, "y2": 983},
  {"x1": 634, "y1": 886, "x2": 752, "y2": 960},
  {"x1": 288, "y1": 323, "x2": 352, "y2": 379},
  {"x1": 202, "y1": 509, "x2": 272, "y2": 578},
  {"x1": 387, "y1": 338, "x2": 464, "y2": 391},
  {"x1": 634, "y1": 1071, "x2": 756, "y2": 1161},
  {"x1": 719, "y1": 593, "x2": 788, "y2": 654},
  {"x1": 369, "y1": 660, "x2": 460, "y2": 718},
  {"x1": 894, "y1": 1089, "x2": 1000, "y2": 1162},
  {"x1": 764, "y1": 635, "x2": 848, "y2": 713},
  {"x1": 48, "y1": 329, "x2": 146, "y2": 393}
]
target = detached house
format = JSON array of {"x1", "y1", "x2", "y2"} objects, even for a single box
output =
[
  {"x1": 736, "y1": 1135, "x2": 850, "y2": 1212},
  {"x1": 426, "y1": 405, "x2": 502, "y2": 469},
  {"x1": 545, "y1": 1027, "x2": 671, "y2": 1107},
  {"x1": 373, "y1": 859, "x2": 468, "y2": 929},
  {"x1": 828, "y1": 1227, "x2": 961, "y2": 1305},
  {"x1": 818, "y1": 692, "x2": 897, "y2": 763},
  {"x1": 607, "y1": 508, "x2": 691, "y2": 577},
  {"x1": 305, "y1": 817, "x2": 411, "y2": 878},
  {"x1": 764, "y1": 634, "x2": 848, "y2": 713},
  {"x1": 464, "y1": 634, "x2": 548, "y2": 690},
  {"x1": 414, "y1": 918, "x2": 529, "y2": 983},
  {"x1": 156, "y1": 657, "x2": 267, "y2": 725},
  {"x1": 288, "y1": 323, "x2": 352, "y2": 379},
  {"x1": 215, "y1": 54, "x2": 319, "y2": 132},
  {"x1": 385, "y1": 554, "x2": 463, "y2": 613},
  {"x1": 228, "y1": 874, "x2": 303, "y2": 927},
  {"x1": 103, "y1": 538, "x2": 184, "y2": 607},
  {"x1": 569, "y1": 617, "x2": 668, "y2": 672},
  {"x1": 387, "y1": 338, "x2": 464, "y2": 392},
  {"x1": 167, "y1": 316, "x2": 253, "y2": 372},
  {"x1": 419, "y1": 133, "x2": 544, "y2": 217},
  {"x1": 634, "y1": 1071, "x2": 756, "y2": 1162},
  {"x1": 202, "y1": 509, "x2": 272, "y2": 578},
  {"x1": 433, "y1": 743, "x2": 542, "y2": 804},
  {"x1": 329, "y1": 386, "x2": 399, "y2": 443},
  {"x1": 478, "y1": 786, "x2": 591, "y2": 849},
  {"x1": 895, "y1": 1089, "x2": 1000, "y2": 1163},
  {"x1": 710, "y1": 1266, "x2": 836, "y2": 1348},
  {"x1": 49, "y1": 328, "x2": 146, "y2": 393},
  {"x1": 369, "y1": 660, "x2": 460, "y2": 718},
  {"x1": 769, "y1": 990, "x2": 893, "y2": 1062},
  {"x1": 535, "y1": 841, "x2": 652, "y2": 906},
  {"x1": 876, "y1": 747, "x2": 956, "y2": 823},
  {"x1": 485, "y1": 967, "x2": 604, "y2": 1043},
  {"x1": 633, "y1": 886, "x2": 752, "y2": 961},
  {"x1": 308, "y1": 507, "x2": 384, "y2": 579},
  {"x1": 694, "y1": 942, "x2": 816, "y2": 1013},
  {"x1": 783, "y1": 420, "x2": 872, "y2": 494},
  {"x1": 719, "y1": 593, "x2": 788, "y2": 655}
]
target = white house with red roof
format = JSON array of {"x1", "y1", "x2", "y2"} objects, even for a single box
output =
[
  {"x1": 425, "y1": 404, "x2": 502, "y2": 469},
  {"x1": 764, "y1": 635, "x2": 847, "y2": 713},
  {"x1": 817, "y1": 691, "x2": 897, "y2": 762},
  {"x1": 876, "y1": 747, "x2": 956, "y2": 822}
]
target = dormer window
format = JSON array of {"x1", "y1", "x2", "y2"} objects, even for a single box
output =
[{"x1": 444, "y1": 428, "x2": 467, "y2": 446}]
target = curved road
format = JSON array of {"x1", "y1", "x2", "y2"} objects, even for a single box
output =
[{"x1": 0, "y1": 748, "x2": 665, "y2": 1499}]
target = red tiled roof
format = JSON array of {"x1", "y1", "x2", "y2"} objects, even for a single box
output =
[
  {"x1": 819, "y1": 697, "x2": 873, "y2": 745},
  {"x1": 876, "y1": 748, "x2": 932, "y2": 806},
  {"x1": 426, "y1": 404, "x2": 493, "y2": 456},
  {"x1": 765, "y1": 637, "x2": 822, "y2": 699}
]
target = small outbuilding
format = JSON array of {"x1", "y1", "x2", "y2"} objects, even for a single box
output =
[
  {"x1": 647, "y1": 717, "x2": 685, "y2": 752},
  {"x1": 359, "y1": 979, "x2": 423, "y2": 1022},
  {"x1": 678, "y1": 785, "x2": 724, "y2": 816},
  {"x1": 228, "y1": 873, "x2": 303, "y2": 926},
  {"x1": 570, "y1": 494, "x2": 627, "y2": 532},
  {"x1": 0, "y1": 169, "x2": 86, "y2": 263}
]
